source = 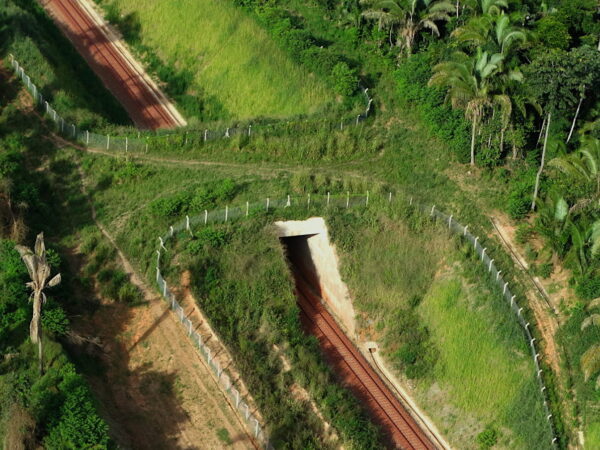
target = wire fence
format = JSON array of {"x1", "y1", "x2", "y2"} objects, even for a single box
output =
[
  {"x1": 156, "y1": 192, "x2": 559, "y2": 449},
  {"x1": 9, "y1": 55, "x2": 373, "y2": 154}
]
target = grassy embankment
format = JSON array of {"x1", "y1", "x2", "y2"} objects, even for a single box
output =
[
  {"x1": 75, "y1": 148, "x2": 552, "y2": 447},
  {"x1": 328, "y1": 209, "x2": 552, "y2": 449},
  {"x1": 101, "y1": 0, "x2": 334, "y2": 121}
]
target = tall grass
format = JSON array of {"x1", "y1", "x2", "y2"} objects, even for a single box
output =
[{"x1": 110, "y1": 0, "x2": 333, "y2": 119}]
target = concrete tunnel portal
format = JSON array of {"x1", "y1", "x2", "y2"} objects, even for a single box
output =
[{"x1": 274, "y1": 218, "x2": 436, "y2": 449}]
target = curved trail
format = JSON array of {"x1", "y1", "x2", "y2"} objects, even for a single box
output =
[{"x1": 41, "y1": 0, "x2": 183, "y2": 129}]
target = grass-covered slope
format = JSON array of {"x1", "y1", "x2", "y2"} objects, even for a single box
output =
[
  {"x1": 105, "y1": 0, "x2": 334, "y2": 120},
  {"x1": 329, "y1": 210, "x2": 552, "y2": 449}
]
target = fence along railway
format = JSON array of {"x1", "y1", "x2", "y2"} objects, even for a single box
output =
[{"x1": 41, "y1": 0, "x2": 184, "y2": 129}]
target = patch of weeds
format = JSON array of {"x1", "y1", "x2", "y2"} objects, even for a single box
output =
[{"x1": 216, "y1": 428, "x2": 232, "y2": 445}]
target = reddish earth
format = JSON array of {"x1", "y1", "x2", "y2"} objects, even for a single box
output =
[
  {"x1": 290, "y1": 262, "x2": 435, "y2": 449},
  {"x1": 41, "y1": 0, "x2": 183, "y2": 129}
]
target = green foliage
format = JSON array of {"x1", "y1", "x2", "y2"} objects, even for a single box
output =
[
  {"x1": 536, "y1": 16, "x2": 571, "y2": 50},
  {"x1": 187, "y1": 228, "x2": 228, "y2": 254},
  {"x1": 41, "y1": 303, "x2": 69, "y2": 337},
  {"x1": 216, "y1": 427, "x2": 232, "y2": 445},
  {"x1": 0, "y1": 240, "x2": 29, "y2": 349},
  {"x1": 395, "y1": 51, "x2": 471, "y2": 161},
  {"x1": 150, "y1": 179, "x2": 238, "y2": 218},
  {"x1": 507, "y1": 171, "x2": 535, "y2": 219},
  {"x1": 331, "y1": 62, "x2": 359, "y2": 97},
  {"x1": 42, "y1": 363, "x2": 109, "y2": 449},
  {"x1": 575, "y1": 275, "x2": 600, "y2": 300},
  {"x1": 477, "y1": 424, "x2": 499, "y2": 448}
]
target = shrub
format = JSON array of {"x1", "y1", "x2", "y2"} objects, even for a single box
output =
[
  {"x1": 575, "y1": 275, "x2": 600, "y2": 300},
  {"x1": 515, "y1": 224, "x2": 534, "y2": 245},
  {"x1": 477, "y1": 425, "x2": 499, "y2": 449},
  {"x1": 536, "y1": 16, "x2": 571, "y2": 50},
  {"x1": 149, "y1": 191, "x2": 192, "y2": 217},
  {"x1": 331, "y1": 62, "x2": 358, "y2": 97},
  {"x1": 42, "y1": 305, "x2": 69, "y2": 337},
  {"x1": 507, "y1": 176, "x2": 534, "y2": 220},
  {"x1": 188, "y1": 228, "x2": 228, "y2": 254},
  {"x1": 536, "y1": 262, "x2": 554, "y2": 279}
]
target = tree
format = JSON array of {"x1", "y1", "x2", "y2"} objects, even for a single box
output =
[
  {"x1": 526, "y1": 49, "x2": 581, "y2": 210},
  {"x1": 361, "y1": 0, "x2": 454, "y2": 56},
  {"x1": 564, "y1": 46, "x2": 600, "y2": 143},
  {"x1": 15, "y1": 233, "x2": 61, "y2": 374},
  {"x1": 463, "y1": 0, "x2": 507, "y2": 15},
  {"x1": 429, "y1": 49, "x2": 505, "y2": 165},
  {"x1": 550, "y1": 138, "x2": 600, "y2": 198},
  {"x1": 452, "y1": 12, "x2": 528, "y2": 55}
]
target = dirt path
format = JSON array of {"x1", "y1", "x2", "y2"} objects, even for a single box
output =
[
  {"x1": 490, "y1": 214, "x2": 562, "y2": 377},
  {"x1": 71, "y1": 161, "x2": 254, "y2": 449},
  {"x1": 40, "y1": 0, "x2": 185, "y2": 129}
]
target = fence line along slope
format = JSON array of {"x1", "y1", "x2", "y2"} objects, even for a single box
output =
[
  {"x1": 40, "y1": 0, "x2": 185, "y2": 129},
  {"x1": 150, "y1": 193, "x2": 557, "y2": 448}
]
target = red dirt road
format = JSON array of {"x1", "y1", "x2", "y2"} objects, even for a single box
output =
[
  {"x1": 41, "y1": 0, "x2": 182, "y2": 129},
  {"x1": 292, "y1": 269, "x2": 435, "y2": 449}
]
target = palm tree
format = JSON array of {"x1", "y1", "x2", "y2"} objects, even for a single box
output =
[
  {"x1": 15, "y1": 233, "x2": 61, "y2": 374},
  {"x1": 429, "y1": 49, "x2": 504, "y2": 165},
  {"x1": 463, "y1": 0, "x2": 507, "y2": 15},
  {"x1": 550, "y1": 138, "x2": 600, "y2": 198},
  {"x1": 361, "y1": 0, "x2": 454, "y2": 56},
  {"x1": 452, "y1": 12, "x2": 528, "y2": 55}
]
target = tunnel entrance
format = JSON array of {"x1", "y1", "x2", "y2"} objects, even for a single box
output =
[{"x1": 276, "y1": 219, "x2": 436, "y2": 449}]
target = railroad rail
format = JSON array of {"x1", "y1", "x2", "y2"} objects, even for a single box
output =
[
  {"x1": 293, "y1": 268, "x2": 435, "y2": 449},
  {"x1": 41, "y1": 0, "x2": 182, "y2": 129}
]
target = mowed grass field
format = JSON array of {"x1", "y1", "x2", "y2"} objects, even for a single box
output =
[{"x1": 112, "y1": 0, "x2": 333, "y2": 119}]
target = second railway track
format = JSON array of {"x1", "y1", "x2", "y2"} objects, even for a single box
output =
[{"x1": 42, "y1": 0, "x2": 180, "y2": 129}]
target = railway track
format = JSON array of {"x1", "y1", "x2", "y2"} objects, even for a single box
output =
[
  {"x1": 293, "y1": 269, "x2": 436, "y2": 449},
  {"x1": 41, "y1": 0, "x2": 181, "y2": 129}
]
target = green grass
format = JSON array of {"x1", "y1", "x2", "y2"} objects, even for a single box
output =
[
  {"x1": 328, "y1": 209, "x2": 552, "y2": 449},
  {"x1": 417, "y1": 274, "x2": 550, "y2": 448},
  {"x1": 109, "y1": 0, "x2": 333, "y2": 120}
]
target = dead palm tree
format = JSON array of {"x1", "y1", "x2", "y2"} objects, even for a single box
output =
[{"x1": 15, "y1": 233, "x2": 61, "y2": 374}]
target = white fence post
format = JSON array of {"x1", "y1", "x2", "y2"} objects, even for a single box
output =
[
  {"x1": 204, "y1": 210, "x2": 208, "y2": 225},
  {"x1": 225, "y1": 206, "x2": 228, "y2": 222},
  {"x1": 107, "y1": 135, "x2": 110, "y2": 150},
  {"x1": 266, "y1": 198, "x2": 270, "y2": 211},
  {"x1": 246, "y1": 201, "x2": 249, "y2": 217},
  {"x1": 204, "y1": 129, "x2": 208, "y2": 141},
  {"x1": 365, "y1": 191, "x2": 369, "y2": 206},
  {"x1": 327, "y1": 192, "x2": 330, "y2": 206},
  {"x1": 346, "y1": 191, "x2": 350, "y2": 208}
]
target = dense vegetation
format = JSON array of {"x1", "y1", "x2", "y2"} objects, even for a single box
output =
[{"x1": 0, "y1": 76, "x2": 110, "y2": 448}]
